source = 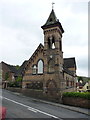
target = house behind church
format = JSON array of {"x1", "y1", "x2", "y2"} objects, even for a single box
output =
[
  {"x1": 0, "y1": 61, "x2": 28, "y2": 88},
  {"x1": 0, "y1": 61, "x2": 17, "y2": 88}
]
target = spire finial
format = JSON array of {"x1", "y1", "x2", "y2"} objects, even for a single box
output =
[{"x1": 52, "y1": 2, "x2": 55, "y2": 9}]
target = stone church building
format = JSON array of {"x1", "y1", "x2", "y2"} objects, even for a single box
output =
[{"x1": 22, "y1": 9, "x2": 77, "y2": 97}]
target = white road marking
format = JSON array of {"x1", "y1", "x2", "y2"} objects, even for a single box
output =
[
  {"x1": 27, "y1": 107, "x2": 38, "y2": 113},
  {"x1": 2, "y1": 96, "x2": 59, "y2": 119}
]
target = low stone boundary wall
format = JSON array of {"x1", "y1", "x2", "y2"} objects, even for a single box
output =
[
  {"x1": 6, "y1": 87, "x2": 43, "y2": 98},
  {"x1": 6, "y1": 87, "x2": 58, "y2": 102},
  {"x1": 6, "y1": 87, "x2": 22, "y2": 93},
  {"x1": 62, "y1": 97, "x2": 90, "y2": 109},
  {"x1": 22, "y1": 89, "x2": 44, "y2": 99}
]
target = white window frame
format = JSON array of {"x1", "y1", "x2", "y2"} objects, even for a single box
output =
[{"x1": 37, "y1": 60, "x2": 43, "y2": 74}]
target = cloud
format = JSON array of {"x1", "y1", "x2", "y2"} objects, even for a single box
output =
[{"x1": 0, "y1": 0, "x2": 88, "y2": 77}]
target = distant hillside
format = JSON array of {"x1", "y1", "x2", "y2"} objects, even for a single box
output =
[{"x1": 77, "y1": 76, "x2": 90, "y2": 82}]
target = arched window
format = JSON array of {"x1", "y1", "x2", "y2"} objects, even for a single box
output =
[
  {"x1": 48, "y1": 36, "x2": 55, "y2": 49},
  {"x1": 32, "y1": 65, "x2": 37, "y2": 74},
  {"x1": 38, "y1": 60, "x2": 44, "y2": 74},
  {"x1": 52, "y1": 37, "x2": 55, "y2": 49}
]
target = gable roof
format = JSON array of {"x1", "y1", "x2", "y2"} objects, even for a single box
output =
[
  {"x1": 23, "y1": 43, "x2": 44, "y2": 72},
  {"x1": 64, "y1": 57, "x2": 76, "y2": 69},
  {"x1": 1, "y1": 61, "x2": 17, "y2": 74}
]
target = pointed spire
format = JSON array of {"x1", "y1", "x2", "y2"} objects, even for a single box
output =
[
  {"x1": 44, "y1": 9, "x2": 58, "y2": 26},
  {"x1": 41, "y1": 7, "x2": 64, "y2": 33}
]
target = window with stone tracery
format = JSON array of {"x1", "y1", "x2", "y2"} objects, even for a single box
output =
[
  {"x1": 37, "y1": 60, "x2": 44, "y2": 74},
  {"x1": 32, "y1": 65, "x2": 37, "y2": 74}
]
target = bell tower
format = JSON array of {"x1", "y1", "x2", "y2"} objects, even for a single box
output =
[{"x1": 41, "y1": 8, "x2": 65, "y2": 98}]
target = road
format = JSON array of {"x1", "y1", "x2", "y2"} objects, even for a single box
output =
[{"x1": 0, "y1": 89, "x2": 89, "y2": 120}]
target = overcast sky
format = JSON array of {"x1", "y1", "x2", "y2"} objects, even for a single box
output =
[{"x1": 0, "y1": 0, "x2": 88, "y2": 77}]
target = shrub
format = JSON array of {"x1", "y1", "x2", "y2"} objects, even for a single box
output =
[
  {"x1": 5, "y1": 72, "x2": 9, "y2": 80},
  {"x1": 8, "y1": 81, "x2": 22, "y2": 88},
  {"x1": 8, "y1": 82, "x2": 15, "y2": 87},
  {"x1": 63, "y1": 92, "x2": 90, "y2": 100}
]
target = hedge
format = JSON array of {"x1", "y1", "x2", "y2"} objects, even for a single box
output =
[{"x1": 63, "y1": 92, "x2": 90, "y2": 100}]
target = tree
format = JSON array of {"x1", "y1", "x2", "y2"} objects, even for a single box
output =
[
  {"x1": 5, "y1": 72, "x2": 9, "y2": 81},
  {"x1": 8, "y1": 76, "x2": 22, "y2": 88},
  {"x1": 15, "y1": 65, "x2": 20, "y2": 70},
  {"x1": 15, "y1": 76, "x2": 22, "y2": 87},
  {"x1": 78, "y1": 76, "x2": 83, "y2": 82},
  {"x1": 16, "y1": 76, "x2": 22, "y2": 82}
]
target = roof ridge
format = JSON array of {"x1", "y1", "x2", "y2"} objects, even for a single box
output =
[
  {"x1": 23, "y1": 43, "x2": 44, "y2": 72},
  {"x1": 64, "y1": 57, "x2": 75, "y2": 59}
]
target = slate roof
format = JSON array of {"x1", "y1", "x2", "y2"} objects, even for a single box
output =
[
  {"x1": 77, "y1": 82, "x2": 86, "y2": 87},
  {"x1": 41, "y1": 9, "x2": 64, "y2": 33},
  {"x1": 17, "y1": 60, "x2": 28, "y2": 76},
  {"x1": 63, "y1": 67, "x2": 75, "y2": 76},
  {"x1": 64, "y1": 57, "x2": 76, "y2": 69},
  {"x1": 44, "y1": 9, "x2": 58, "y2": 26},
  {"x1": 1, "y1": 61, "x2": 28, "y2": 77},
  {"x1": 1, "y1": 61, "x2": 17, "y2": 74},
  {"x1": 8, "y1": 65, "x2": 17, "y2": 74},
  {"x1": 63, "y1": 57, "x2": 76, "y2": 76}
]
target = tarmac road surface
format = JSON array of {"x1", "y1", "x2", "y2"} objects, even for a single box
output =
[{"x1": 0, "y1": 89, "x2": 89, "y2": 120}]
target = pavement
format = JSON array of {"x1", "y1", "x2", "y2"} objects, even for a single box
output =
[
  {"x1": 31, "y1": 98, "x2": 90, "y2": 116},
  {"x1": 13, "y1": 92, "x2": 90, "y2": 116}
]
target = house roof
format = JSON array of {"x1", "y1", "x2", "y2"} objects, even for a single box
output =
[
  {"x1": 64, "y1": 57, "x2": 76, "y2": 69},
  {"x1": 77, "y1": 82, "x2": 86, "y2": 87},
  {"x1": 1, "y1": 61, "x2": 29, "y2": 77},
  {"x1": 1, "y1": 61, "x2": 17, "y2": 74},
  {"x1": 63, "y1": 67, "x2": 75, "y2": 76}
]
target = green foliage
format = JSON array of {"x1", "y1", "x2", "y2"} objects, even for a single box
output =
[
  {"x1": 15, "y1": 65, "x2": 20, "y2": 70},
  {"x1": 14, "y1": 76, "x2": 22, "y2": 87},
  {"x1": 63, "y1": 92, "x2": 90, "y2": 100},
  {"x1": 88, "y1": 78, "x2": 90, "y2": 81},
  {"x1": 8, "y1": 82, "x2": 15, "y2": 87},
  {"x1": 16, "y1": 76, "x2": 22, "y2": 82},
  {"x1": 78, "y1": 76, "x2": 83, "y2": 82},
  {"x1": 5, "y1": 72, "x2": 9, "y2": 80},
  {"x1": 78, "y1": 76, "x2": 90, "y2": 82},
  {"x1": 8, "y1": 76, "x2": 22, "y2": 88},
  {"x1": 8, "y1": 81, "x2": 22, "y2": 88}
]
